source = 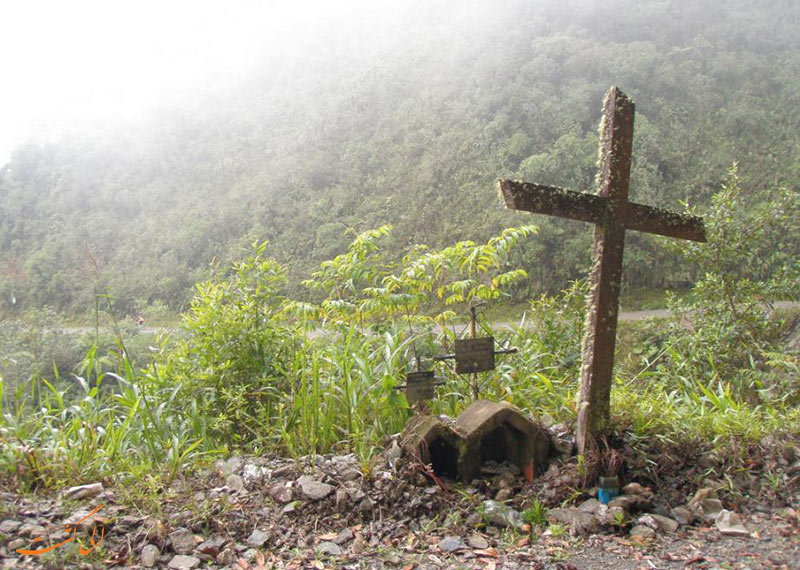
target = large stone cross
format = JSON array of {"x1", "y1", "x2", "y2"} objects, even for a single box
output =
[{"x1": 498, "y1": 87, "x2": 706, "y2": 454}]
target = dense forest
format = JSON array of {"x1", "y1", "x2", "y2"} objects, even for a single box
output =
[
  {"x1": 1, "y1": 5, "x2": 799, "y2": 566},
  {"x1": 1, "y1": 0, "x2": 799, "y2": 316}
]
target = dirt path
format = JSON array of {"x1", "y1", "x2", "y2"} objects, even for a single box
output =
[
  {"x1": 48, "y1": 300, "x2": 798, "y2": 337},
  {"x1": 620, "y1": 300, "x2": 798, "y2": 322}
]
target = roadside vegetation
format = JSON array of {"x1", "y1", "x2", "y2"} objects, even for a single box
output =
[
  {"x1": 2, "y1": 0, "x2": 800, "y2": 317},
  {"x1": 1, "y1": 169, "x2": 797, "y2": 497}
]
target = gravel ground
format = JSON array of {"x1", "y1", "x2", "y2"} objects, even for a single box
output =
[{"x1": 1, "y1": 430, "x2": 797, "y2": 570}]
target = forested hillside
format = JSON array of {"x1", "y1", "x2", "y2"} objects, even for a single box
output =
[{"x1": 1, "y1": 0, "x2": 798, "y2": 315}]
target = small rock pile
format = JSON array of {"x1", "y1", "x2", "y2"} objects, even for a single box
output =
[
  {"x1": 1, "y1": 425, "x2": 798, "y2": 569},
  {"x1": 541, "y1": 481, "x2": 754, "y2": 540}
]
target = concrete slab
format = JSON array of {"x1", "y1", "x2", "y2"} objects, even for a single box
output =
[{"x1": 400, "y1": 400, "x2": 549, "y2": 483}]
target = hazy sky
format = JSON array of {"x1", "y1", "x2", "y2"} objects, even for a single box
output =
[{"x1": 0, "y1": 0, "x2": 390, "y2": 165}]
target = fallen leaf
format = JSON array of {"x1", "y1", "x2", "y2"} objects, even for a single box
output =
[
  {"x1": 474, "y1": 547, "x2": 499, "y2": 557},
  {"x1": 317, "y1": 532, "x2": 339, "y2": 541},
  {"x1": 516, "y1": 537, "x2": 530, "y2": 547}
]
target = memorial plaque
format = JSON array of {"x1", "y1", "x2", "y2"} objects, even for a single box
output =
[
  {"x1": 405, "y1": 370, "x2": 437, "y2": 405},
  {"x1": 454, "y1": 337, "x2": 496, "y2": 374}
]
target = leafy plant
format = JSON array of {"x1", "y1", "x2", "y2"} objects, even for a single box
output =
[
  {"x1": 522, "y1": 499, "x2": 548, "y2": 527},
  {"x1": 150, "y1": 241, "x2": 294, "y2": 447},
  {"x1": 662, "y1": 165, "x2": 800, "y2": 404}
]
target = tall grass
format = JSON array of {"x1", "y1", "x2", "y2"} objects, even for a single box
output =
[
  {"x1": 2, "y1": 300, "x2": 798, "y2": 493},
  {"x1": 2, "y1": 201, "x2": 797, "y2": 492},
  {"x1": 0, "y1": 336, "x2": 218, "y2": 492}
]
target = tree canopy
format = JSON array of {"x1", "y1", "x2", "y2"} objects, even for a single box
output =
[{"x1": 1, "y1": 0, "x2": 798, "y2": 314}]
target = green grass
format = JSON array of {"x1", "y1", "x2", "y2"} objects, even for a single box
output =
[
  {"x1": 1, "y1": 214, "x2": 796, "y2": 497},
  {"x1": 3, "y1": 294, "x2": 796, "y2": 496}
]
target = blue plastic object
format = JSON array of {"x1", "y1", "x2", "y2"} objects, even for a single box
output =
[
  {"x1": 598, "y1": 476, "x2": 620, "y2": 505},
  {"x1": 598, "y1": 487, "x2": 619, "y2": 504}
]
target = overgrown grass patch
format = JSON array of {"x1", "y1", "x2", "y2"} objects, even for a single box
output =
[{"x1": 1, "y1": 175, "x2": 798, "y2": 495}]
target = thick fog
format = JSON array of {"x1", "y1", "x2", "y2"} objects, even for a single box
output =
[{"x1": 0, "y1": 0, "x2": 514, "y2": 165}]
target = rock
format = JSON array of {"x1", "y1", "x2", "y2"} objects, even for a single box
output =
[
  {"x1": 242, "y1": 463, "x2": 264, "y2": 485},
  {"x1": 670, "y1": 506, "x2": 695, "y2": 526},
  {"x1": 118, "y1": 515, "x2": 145, "y2": 529},
  {"x1": 62, "y1": 483, "x2": 104, "y2": 500},
  {"x1": 467, "y1": 533, "x2": 489, "y2": 549},
  {"x1": 339, "y1": 467, "x2": 361, "y2": 481},
  {"x1": 638, "y1": 514, "x2": 679, "y2": 533},
  {"x1": 334, "y1": 528, "x2": 354, "y2": 545},
  {"x1": 358, "y1": 497, "x2": 374, "y2": 514},
  {"x1": 224, "y1": 456, "x2": 243, "y2": 475},
  {"x1": 197, "y1": 536, "x2": 225, "y2": 556},
  {"x1": 547, "y1": 508, "x2": 600, "y2": 535},
  {"x1": 621, "y1": 482, "x2": 648, "y2": 495},
  {"x1": 17, "y1": 523, "x2": 45, "y2": 538},
  {"x1": 297, "y1": 475, "x2": 334, "y2": 500},
  {"x1": 0, "y1": 520, "x2": 21, "y2": 534},
  {"x1": 549, "y1": 423, "x2": 575, "y2": 456},
  {"x1": 335, "y1": 488, "x2": 349, "y2": 512},
  {"x1": 494, "y1": 488, "x2": 512, "y2": 502},
  {"x1": 246, "y1": 529, "x2": 270, "y2": 548},
  {"x1": 345, "y1": 482, "x2": 366, "y2": 500},
  {"x1": 141, "y1": 544, "x2": 160, "y2": 568},
  {"x1": 317, "y1": 541, "x2": 343, "y2": 556},
  {"x1": 167, "y1": 554, "x2": 200, "y2": 569},
  {"x1": 716, "y1": 510, "x2": 749, "y2": 536},
  {"x1": 696, "y1": 498, "x2": 724, "y2": 521},
  {"x1": 630, "y1": 525, "x2": 656, "y2": 540},
  {"x1": 483, "y1": 500, "x2": 524, "y2": 529},
  {"x1": 8, "y1": 538, "x2": 26, "y2": 550},
  {"x1": 170, "y1": 528, "x2": 196, "y2": 555},
  {"x1": 269, "y1": 483, "x2": 293, "y2": 504},
  {"x1": 438, "y1": 535, "x2": 466, "y2": 553},
  {"x1": 607, "y1": 494, "x2": 651, "y2": 512},
  {"x1": 225, "y1": 474, "x2": 245, "y2": 492},
  {"x1": 578, "y1": 498, "x2": 603, "y2": 515},
  {"x1": 600, "y1": 506, "x2": 629, "y2": 527},
  {"x1": 63, "y1": 509, "x2": 110, "y2": 533},
  {"x1": 216, "y1": 548, "x2": 236, "y2": 566},
  {"x1": 282, "y1": 501, "x2": 300, "y2": 514},
  {"x1": 688, "y1": 487, "x2": 716, "y2": 507},
  {"x1": 493, "y1": 471, "x2": 516, "y2": 489}
]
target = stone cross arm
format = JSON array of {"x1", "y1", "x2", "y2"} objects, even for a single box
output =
[{"x1": 498, "y1": 180, "x2": 706, "y2": 243}]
